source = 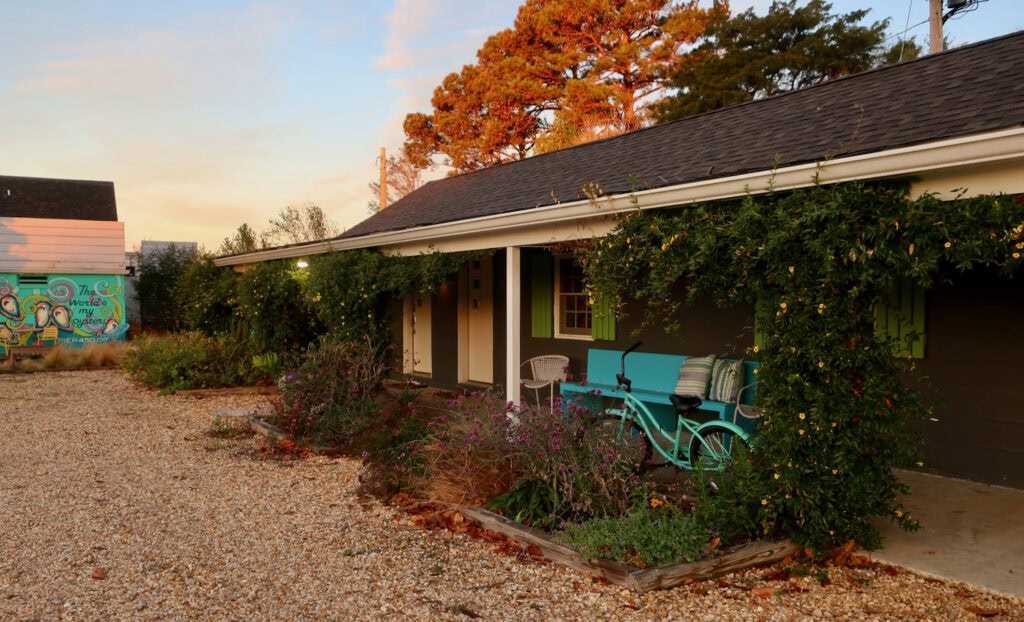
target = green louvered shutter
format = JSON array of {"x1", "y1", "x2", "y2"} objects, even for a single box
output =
[
  {"x1": 531, "y1": 254, "x2": 553, "y2": 338},
  {"x1": 591, "y1": 292, "x2": 617, "y2": 341},
  {"x1": 753, "y1": 299, "x2": 766, "y2": 350},
  {"x1": 876, "y1": 279, "x2": 926, "y2": 358}
]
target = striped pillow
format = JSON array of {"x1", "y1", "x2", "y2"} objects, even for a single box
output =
[
  {"x1": 708, "y1": 358, "x2": 743, "y2": 403},
  {"x1": 674, "y1": 355, "x2": 716, "y2": 399}
]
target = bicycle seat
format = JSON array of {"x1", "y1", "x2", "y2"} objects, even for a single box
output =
[{"x1": 670, "y1": 394, "x2": 702, "y2": 414}]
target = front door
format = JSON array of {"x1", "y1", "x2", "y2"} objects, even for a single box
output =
[
  {"x1": 403, "y1": 294, "x2": 432, "y2": 375},
  {"x1": 460, "y1": 255, "x2": 493, "y2": 384}
]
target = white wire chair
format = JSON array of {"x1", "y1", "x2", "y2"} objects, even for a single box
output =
[
  {"x1": 733, "y1": 382, "x2": 763, "y2": 425},
  {"x1": 520, "y1": 355, "x2": 569, "y2": 411}
]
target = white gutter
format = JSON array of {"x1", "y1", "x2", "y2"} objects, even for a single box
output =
[{"x1": 214, "y1": 127, "x2": 1024, "y2": 266}]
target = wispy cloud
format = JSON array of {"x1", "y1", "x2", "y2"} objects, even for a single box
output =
[
  {"x1": 16, "y1": 4, "x2": 295, "y2": 103},
  {"x1": 374, "y1": 0, "x2": 520, "y2": 149}
]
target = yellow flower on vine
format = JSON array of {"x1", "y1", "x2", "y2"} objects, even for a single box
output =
[
  {"x1": 944, "y1": 241, "x2": 952, "y2": 248},
  {"x1": 798, "y1": 412, "x2": 806, "y2": 420}
]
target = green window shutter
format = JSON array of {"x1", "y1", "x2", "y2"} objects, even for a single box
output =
[
  {"x1": 591, "y1": 292, "x2": 617, "y2": 341},
  {"x1": 876, "y1": 279, "x2": 926, "y2": 358},
  {"x1": 530, "y1": 254, "x2": 553, "y2": 338}
]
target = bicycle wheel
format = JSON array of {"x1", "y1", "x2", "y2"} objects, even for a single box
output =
[
  {"x1": 688, "y1": 424, "x2": 750, "y2": 470},
  {"x1": 595, "y1": 415, "x2": 652, "y2": 470}
]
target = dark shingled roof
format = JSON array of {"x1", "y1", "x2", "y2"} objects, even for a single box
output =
[
  {"x1": 0, "y1": 175, "x2": 118, "y2": 221},
  {"x1": 343, "y1": 31, "x2": 1024, "y2": 240}
]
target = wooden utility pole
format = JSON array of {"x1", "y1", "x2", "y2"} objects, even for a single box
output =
[
  {"x1": 930, "y1": 0, "x2": 944, "y2": 53},
  {"x1": 379, "y1": 147, "x2": 388, "y2": 211}
]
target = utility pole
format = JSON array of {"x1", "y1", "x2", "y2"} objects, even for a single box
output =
[
  {"x1": 930, "y1": 0, "x2": 944, "y2": 53},
  {"x1": 379, "y1": 147, "x2": 388, "y2": 211}
]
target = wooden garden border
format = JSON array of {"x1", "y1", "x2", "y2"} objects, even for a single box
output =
[{"x1": 458, "y1": 506, "x2": 800, "y2": 593}]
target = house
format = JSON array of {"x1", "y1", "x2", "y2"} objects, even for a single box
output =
[
  {"x1": 0, "y1": 175, "x2": 129, "y2": 352},
  {"x1": 216, "y1": 32, "x2": 1024, "y2": 488}
]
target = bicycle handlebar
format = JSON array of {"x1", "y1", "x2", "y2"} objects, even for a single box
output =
[
  {"x1": 617, "y1": 341, "x2": 642, "y2": 392},
  {"x1": 621, "y1": 341, "x2": 642, "y2": 374}
]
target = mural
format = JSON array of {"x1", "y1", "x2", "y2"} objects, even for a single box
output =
[{"x1": 0, "y1": 274, "x2": 128, "y2": 353}]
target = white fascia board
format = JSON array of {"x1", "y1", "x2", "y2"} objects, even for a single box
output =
[
  {"x1": 214, "y1": 127, "x2": 1024, "y2": 265},
  {"x1": 213, "y1": 240, "x2": 336, "y2": 266}
]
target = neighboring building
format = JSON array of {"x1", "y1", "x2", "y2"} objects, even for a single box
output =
[
  {"x1": 216, "y1": 33, "x2": 1024, "y2": 488},
  {"x1": 0, "y1": 175, "x2": 129, "y2": 351}
]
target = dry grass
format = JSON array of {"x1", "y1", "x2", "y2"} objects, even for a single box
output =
[{"x1": 1, "y1": 342, "x2": 131, "y2": 372}]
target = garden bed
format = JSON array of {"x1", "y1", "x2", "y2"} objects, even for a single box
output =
[
  {"x1": 457, "y1": 506, "x2": 799, "y2": 593},
  {"x1": 219, "y1": 406, "x2": 799, "y2": 592}
]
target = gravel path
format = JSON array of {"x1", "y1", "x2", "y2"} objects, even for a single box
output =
[{"x1": 2, "y1": 369, "x2": 1022, "y2": 621}]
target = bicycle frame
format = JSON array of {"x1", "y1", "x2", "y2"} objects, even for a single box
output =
[{"x1": 605, "y1": 341, "x2": 750, "y2": 470}]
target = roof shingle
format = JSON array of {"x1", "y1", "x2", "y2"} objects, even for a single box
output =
[{"x1": 0, "y1": 175, "x2": 118, "y2": 221}]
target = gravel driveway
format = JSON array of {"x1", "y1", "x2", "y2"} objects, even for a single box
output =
[{"x1": 2, "y1": 370, "x2": 1022, "y2": 621}]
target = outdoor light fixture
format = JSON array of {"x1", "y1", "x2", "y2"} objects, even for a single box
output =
[{"x1": 297, "y1": 260, "x2": 309, "y2": 269}]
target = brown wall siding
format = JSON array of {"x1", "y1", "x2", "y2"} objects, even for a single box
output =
[
  {"x1": 430, "y1": 277, "x2": 462, "y2": 389},
  {"x1": 915, "y1": 269, "x2": 1024, "y2": 488}
]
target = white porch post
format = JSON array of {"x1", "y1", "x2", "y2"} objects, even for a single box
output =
[{"x1": 505, "y1": 246, "x2": 521, "y2": 406}]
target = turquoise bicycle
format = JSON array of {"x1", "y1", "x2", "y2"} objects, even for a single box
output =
[{"x1": 597, "y1": 341, "x2": 752, "y2": 470}]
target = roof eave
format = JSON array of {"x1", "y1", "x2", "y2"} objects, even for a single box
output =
[{"x1": 213, "y1": 126, "x2": 1024, "y2": 266}]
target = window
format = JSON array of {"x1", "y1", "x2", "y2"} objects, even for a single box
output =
[
  {"x1": 555, "y1": 257, "x2": 591, "y2": 337},
  {"x1": 530, "y1": 253, "x2": 615, "y2": 341}
]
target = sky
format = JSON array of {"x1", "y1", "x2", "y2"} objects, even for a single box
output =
[{"x1": 1, "y1": 1, "x2": 1020, "y2": 252}]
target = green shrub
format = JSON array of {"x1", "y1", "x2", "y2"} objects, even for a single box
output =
[
  {"x1": 122, "y1": 333, "x2": 262, "y2": 391},
  {"x1": 235, "y1": 260, "x2": 320, "y2": 355},
  {"x1": 271, "y1": 338, "x2": 388, "y2": 446},
  {"x1": 176, "y1": 256, "x2": 240, "y2": 336},
  {"x1": 559, "y1": 500, "x2": 710, "y2": 567},
  {"x1": 690, "y1": 445, "x2": 764, "y2": 547},
  {"x1": 136, "y1": 243, "x2": 198, "y2": 332},
  {"x1": 396, "y1": 393, "x2": 646, "y2": 529}
]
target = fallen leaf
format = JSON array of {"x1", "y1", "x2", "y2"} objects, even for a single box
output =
[
  {"x1": 92, "y1": 568, "x2": 107, "y2": 580},
  {"x1": 751, "y1": 587, "x2": 775, "y2": 598}
]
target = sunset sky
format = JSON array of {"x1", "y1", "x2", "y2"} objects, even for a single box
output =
[{"x1": 1, "y1": 1, "x2": 1018, "y2": 252}]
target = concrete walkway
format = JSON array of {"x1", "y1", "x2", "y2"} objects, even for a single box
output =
[{"x1": 869, "y1": 469, "x2": 1024, "y2": 598}]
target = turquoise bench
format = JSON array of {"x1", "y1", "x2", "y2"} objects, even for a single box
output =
[{"x1": 559, "y1": 348, "x2": 760, "y2": 433}]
